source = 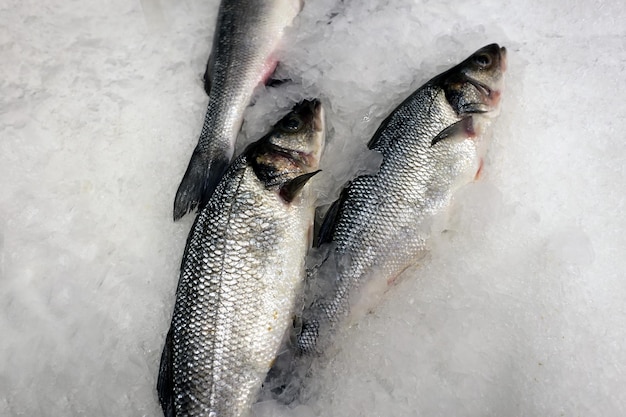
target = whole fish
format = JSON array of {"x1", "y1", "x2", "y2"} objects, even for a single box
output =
[
  {"x1": 173, "y1": 0, "x2": 302, "y2": 220},
  {"x1": 296, "y1": 44, "x2": 507, "y2": 355},
  {"x1": 158, "y1": 100, "x2": 325, "y2": 417}
]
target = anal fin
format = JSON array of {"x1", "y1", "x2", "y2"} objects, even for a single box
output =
[
  {"x1": 203, "y1": 52, "x2": 215, "y2": 96},
  {"x1": 266, "y1": 78, "x2": 292, "y2": 88},
  {"x1": 157, "y1": 328, "x2": 175, "y2": 417}
]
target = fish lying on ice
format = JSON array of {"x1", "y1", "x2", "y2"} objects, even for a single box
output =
[
  {"x1": 173, "y1": 0, "x2": 302, "y2": 220},
  {"x1": 295, "y1": 44, "x2": 507, "y2": 356},
  {"x1": 158, "y1": 100, "x2": 325, "y2": 417}
]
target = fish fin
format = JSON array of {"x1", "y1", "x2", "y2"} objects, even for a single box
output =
[
  {"x1": 279, "y1": 170, "x2": 320, "y2": 203},
  {"x1": 248, "y1": 66, "x2": 291, "y2": 107},
  {"x1": 296, "y1": 317, "x2": 321, "y2": 355},
  {"x1": 367, "y1": 89, "x2": 422, "y2": 150},
  {"x1": 157, "y1": 328, "x2": 176, "y2": 417},
  {"x1": 460, "y1": 103, "x2": 489, "y2": 114},
  {"x1": 173, "y1": 148, "x2": 230, "y2": 220},
  {"x1": 315, "y1": 195, "x2": 343, "y2": 247},
  {"x1": 367, "y1": 115, "x2": 393, "y2": 150},
  {"x1": 263, "y1": 317, "x2": 316, "y2": 405},
  {"x1": 264, "y1": 61, "x2": 286, "y2": 87},
  {"x1": 431, "y1": 117, "x2": 474, "y2": 147},
  {"x1": 266, "y1": 78, "x2": 292, "y2": 88},
  {"x1": 249, "y1": 80, "x2": 291, "y2": 108},
  {"x1": 249, "y1": 78, "x2": 292, "y2": 108},
  {"x1": 203, "y1": 52, "x2": 215, "y2": 96},
  {"x1": 262, "y1": 324, "x2": 298, "y2": 398},
  {"x1": 264, "y1": 342, "x2": 313, "y2": 405}
]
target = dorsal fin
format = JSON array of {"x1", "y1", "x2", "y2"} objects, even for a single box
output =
[
  {"x1": 367, "y1": 89, "x2": 423, "y2": 150},
  {"x1": 316, "y1": 199, "x2": 340, "y2": 246},
  {"x1": 315, "y1": 186, "x2": 351, "y2": 247}
]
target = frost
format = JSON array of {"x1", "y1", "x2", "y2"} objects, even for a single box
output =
[{"x1": 1, "y1": 0, "x2": 626, "y2": 416}]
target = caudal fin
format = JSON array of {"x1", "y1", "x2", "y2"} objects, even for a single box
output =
[
  {"x1": 263, "y1": 328, "x2": 315, "y2": 405},
  {"x1": 173, "y1": 147, "x2": 230, "y2": 220}
]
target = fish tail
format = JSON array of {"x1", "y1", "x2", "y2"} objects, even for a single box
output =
[
  {"x1": 173, "y1": 146, "x2": 230, "y2": 220},
  {"x1": 264, "y1": 345, "x2": 314, "y2": 404},
  {"x1": 296, "y1": 317, "x2": 320, "y2": 355},
  {"x1": 298, "y1": 287, "x2": 353, "y2": 356}
]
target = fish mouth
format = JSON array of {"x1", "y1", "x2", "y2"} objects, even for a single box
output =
[
  {"x1": 293, "y1": 99, "x2": 324, "y2": 132},
  {"x1": 305, "y1": 99, "x2": 325, "y2": 161},
  {"x1": 309, "y1": 99, "x2": 324, "y2": 132},
  {"x1": 499, "y1": 46, "x2": 507, "y2": 72}
]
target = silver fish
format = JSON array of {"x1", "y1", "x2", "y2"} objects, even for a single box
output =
[
  {"x1": 296, "y1": 44, "x2": 507, "y2": 356},
  {"x1": 158, "y1": 100, "x2": 325, "y2": 417},
  {"x1": 173, "y1": 0, "x2": 302, "y2": 221}
]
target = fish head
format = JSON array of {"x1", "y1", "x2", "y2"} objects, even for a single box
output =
[
  {"x1": 249, "y1": 100, "x2": 326, "y2": 196},
  {"x1": 268, "y1": 99, "x2": 325, "y2": 172},
  {"x1": 438, "y1": 43, "x2": 507, "y2": 117}
]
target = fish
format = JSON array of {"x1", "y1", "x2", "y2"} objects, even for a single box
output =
[
  {"x1": 294, "y1": 44, "x2": 507, "y2": 357},
  {"x1": 173, "y1": 0, "x2": 303, "y2": 221},
  {"x1": 157, "y1": 99, "x2": 325, "y2": 417}
]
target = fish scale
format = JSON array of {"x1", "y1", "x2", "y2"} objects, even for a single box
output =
[
  {"x1": 159, "y1": 101, "x2": 325, "y2": 417},
  {"x1": 175, "y1": 173, "x2": 297, "y2": 416},
  {"x1": 295, "y1": 44, "x2": 507, "y2": 356}
]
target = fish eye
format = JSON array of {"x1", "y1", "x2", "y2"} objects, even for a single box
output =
[
  {"x1": 474, "y1": 53, "x2": 492, "y2": 68},
  {"x1": 280, "y1": 115, "x2": 303, "y2": 132}
]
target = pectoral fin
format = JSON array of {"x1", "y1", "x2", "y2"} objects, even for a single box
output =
[
  {"x1": 279, "y1": 170, "x2": 320, "y2": 203},
  {"x1": 431, "y1": 117, "x2": 475, "y2": 147}
]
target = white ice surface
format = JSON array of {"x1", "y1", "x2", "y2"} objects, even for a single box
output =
[{"x1": 1, "y1": 0, "x2": 625, "y2": 416}]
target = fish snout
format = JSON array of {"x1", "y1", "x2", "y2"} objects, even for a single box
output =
[{"x1": 499, "y1": 46, "x2": 507, "y2": 72}]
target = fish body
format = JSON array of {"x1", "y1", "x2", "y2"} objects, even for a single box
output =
[
  {"x1": 296, "y1": 44, "x2": 507, "y2": 355},
  {"x1": 173, "y1": 0, "x2": 302, "y2": 220},
  {"x1": 159, "y1": 100, "x2": 325, "y2": 417}
]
